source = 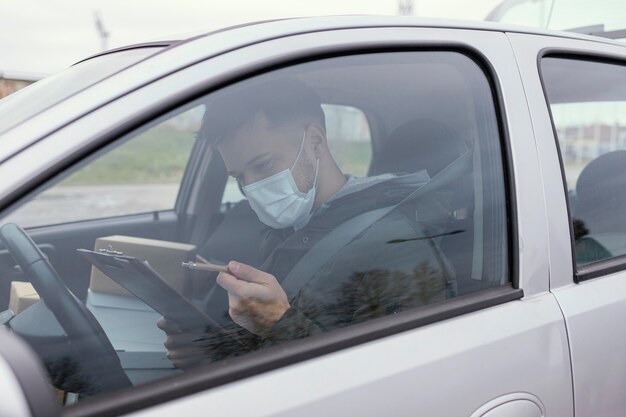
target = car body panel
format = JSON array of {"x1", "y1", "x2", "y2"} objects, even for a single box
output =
[{"x1": 126, "y1": 295, "x2": 570, "y2": 417}]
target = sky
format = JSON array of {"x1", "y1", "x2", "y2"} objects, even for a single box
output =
[{"x1": 0, "y1": 0, "x2": 503, "y2": 75}]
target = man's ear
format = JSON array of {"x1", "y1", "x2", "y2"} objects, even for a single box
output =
[{"x1": 305, "y1": 123, "x2": 327, "y2": 158}]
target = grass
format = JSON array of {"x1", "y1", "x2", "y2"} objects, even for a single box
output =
[
  {"x1": 63, "y1": 126, "x2": 196, "y2": 185},
  {"x1": 60, "y1": 128, "x2": 372, "y2": 186}
]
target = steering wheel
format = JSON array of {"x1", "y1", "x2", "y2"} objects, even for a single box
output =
[{"x1": 0, "y1": 223, "x2": 131, "y2": 395}]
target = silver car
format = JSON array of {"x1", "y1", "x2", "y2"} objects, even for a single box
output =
[{"x1": 1, "y1": 16, "x2": 626, "y2": 417}]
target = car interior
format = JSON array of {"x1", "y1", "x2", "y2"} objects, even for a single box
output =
[
  {"x1": 572, "y1": 150, "x2": 626, "y2": 263},
  {"x1": 0, "y1": 50, "x2": 509, "y2": 402}
]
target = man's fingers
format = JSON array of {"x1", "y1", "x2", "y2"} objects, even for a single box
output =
[
  {"x1": 164, "y1": 332, "x2": 206, "y2": 350},
  {"x1": 217, "y1": 271, "x2": 253, "y2": 297},
  {"x1": 166, "y1": 346, "x2": 206, "y2": 360},
  {"x1": 157, "y1": 317, "x2": 182, "y2": 333},
  {"x1": 227, "y1": 261, "x2": 273, "y2": 285},
  {"x1": 165, "y1": 347, "x2": 207, "y2": 370}
]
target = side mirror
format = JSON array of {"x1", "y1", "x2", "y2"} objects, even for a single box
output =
[{"x1": 0, "y1": 326, "x2": 60, "y2": 417}]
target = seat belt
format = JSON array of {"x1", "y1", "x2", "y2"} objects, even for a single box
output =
[{"x1": 281, "y1": 148, "x2": 473, "y2": 299}]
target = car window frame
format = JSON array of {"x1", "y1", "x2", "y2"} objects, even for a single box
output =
[
  {"x1": 0, "y1": 31, "x2": 521, "y2": 417},
  {"x1": 537, "y1": 49, "x2": 626, "y2": 282}
]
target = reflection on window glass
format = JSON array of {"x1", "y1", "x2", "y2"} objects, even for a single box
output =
[
  {"x1": 542, "y1": 57, "x2": 626, "y2": 265},
  {"x1": 0, "y1": 51, "x2": 509, "y2": 405},
  {"x1": 323, "y1": 104, "x2": 372, "y2": 177},
  {"x1": 552, "y1": 102, "x2": 626, "y2": 189}
]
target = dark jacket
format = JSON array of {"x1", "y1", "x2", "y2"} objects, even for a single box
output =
[{"x1": 201, "y1": 172, "x2": 455, "y2": 358}]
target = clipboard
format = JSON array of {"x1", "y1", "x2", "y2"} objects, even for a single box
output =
[{"x1": 77, "y1": 248, "x2": 248, "y2": 348}]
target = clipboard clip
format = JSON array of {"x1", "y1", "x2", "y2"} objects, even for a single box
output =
[{"x1": 98, "y1": 245, "x2": 125, "y2": 256}]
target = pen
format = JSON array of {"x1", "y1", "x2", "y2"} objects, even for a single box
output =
[{"x1": 181, "y1": 261, "x2": 229, "y2": 273}]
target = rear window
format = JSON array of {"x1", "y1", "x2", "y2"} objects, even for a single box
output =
[{"x1": 541, "y1": 56, "x2": 626, "y2": 269}]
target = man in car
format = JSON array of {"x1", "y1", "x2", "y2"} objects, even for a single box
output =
[{"x1": 158, "y1": 78, "x2": 456, "y2": 368}]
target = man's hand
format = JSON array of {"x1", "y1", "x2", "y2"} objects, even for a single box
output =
[
  {"x1": 157, "y1": 317, "x2": 212, "y2": 370},
  {"x1": 217, "y1": 261, "x2": 290, "y2": 336}
]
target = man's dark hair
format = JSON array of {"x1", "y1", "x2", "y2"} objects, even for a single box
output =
[{"x1": 204, "y1": 78, "x2": 325, "y2": 146}]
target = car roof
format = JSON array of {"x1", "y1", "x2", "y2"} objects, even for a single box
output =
[{"x1": 78, "y1": 15, "x2": 626, "y2": 64}]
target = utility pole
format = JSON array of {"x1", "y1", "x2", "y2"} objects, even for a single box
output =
[
  {"x1": 398, "y1": 0, "x2": 414, "y2": 16},
  {"x1": 94, "y1": 11, "x2": 110, "y2": 51}
]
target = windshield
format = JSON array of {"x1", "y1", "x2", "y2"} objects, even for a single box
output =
[
  {"x1": 487, "y1": 0, "x2": 626, "y2": 37},
  {"x1": 0, "y1": 47, "x2": 163, "y2": 136}
]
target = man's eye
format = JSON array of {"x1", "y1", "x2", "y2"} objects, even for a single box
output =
[{"x1": 255, "y1": 160, "x2": 273, "y2": 173}]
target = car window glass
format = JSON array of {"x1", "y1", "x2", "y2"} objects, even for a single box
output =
[
  {"x1": 2, "y1": 105, "x2": 202, "y2": 227},
  {"x1": 541, "y1": 57, "x2": 626, "y2": 266},
  {"x1": 0, "y1": 50, "x2": 509, "y2": 406}
]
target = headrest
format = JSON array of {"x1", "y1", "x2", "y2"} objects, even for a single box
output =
[
  {"x1": 576, "y1": 150, "x2": 626, "y2": 234},
  {"x1": 368, "y1": 118, "x2": 467, "y2": 177}
]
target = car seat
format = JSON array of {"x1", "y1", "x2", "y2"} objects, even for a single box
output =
[
  {"x1": 574, "y1": 150, "x2": 626, "y2": 263},
  {"x1": 368, "y1": 118, "x2": 478, "y2": 295},
  {"x1": 368, "y1": 118, "x2": 468, "y2": 178}
]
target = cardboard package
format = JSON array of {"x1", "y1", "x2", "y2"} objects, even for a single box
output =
[
  {"x1": 9, "y1": 281, "x2": 40, "y2": 314},
  {"x1": 89, "y1": 235, "x2": 197, "y2": 297}
]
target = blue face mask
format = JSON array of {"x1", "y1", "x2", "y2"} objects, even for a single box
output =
[{"x1": 242, "y1": 132, "x2": 319, "y2": 229}]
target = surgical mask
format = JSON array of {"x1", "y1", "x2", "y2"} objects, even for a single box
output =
[{"x1": 243, "y1": 132, "x2": 319, "y2": 229}]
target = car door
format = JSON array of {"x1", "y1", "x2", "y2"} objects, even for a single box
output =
[
  {"x1": 0, "y1": 20, "x2": 571, "y2": 416},
  {"x1": 509, "y1": 32, "x2": 626, "y2": 416}
]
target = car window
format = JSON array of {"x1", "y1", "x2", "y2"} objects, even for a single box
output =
[
  {"x1": 0, "y1": 50, "x2": 509, "y2": 406},
  {"x1": 541, "y1": 57, "x2": 626, "y2": 267},
  {"x1": 2, "y1": 105, "x2": 202, "y2": 228}
]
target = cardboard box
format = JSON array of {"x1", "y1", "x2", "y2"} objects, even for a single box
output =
[
  {"x1": 9, "y1": 281, "x2": 40, "y2": 314},
  {"x1": 89, "y1": 235, "x2": 197, "y2": 297}
]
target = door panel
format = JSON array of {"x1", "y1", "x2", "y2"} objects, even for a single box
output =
[
  {"x1": 129, "y1": 296, "x2": 570, "y2": 417},
  {"x1": 552, "y1": 277, "x2": 626, "y2": 415}
]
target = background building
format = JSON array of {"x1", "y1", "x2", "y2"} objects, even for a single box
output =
[{"x1": 0, "y1": 71, "x2": 42, "y2": 99}]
